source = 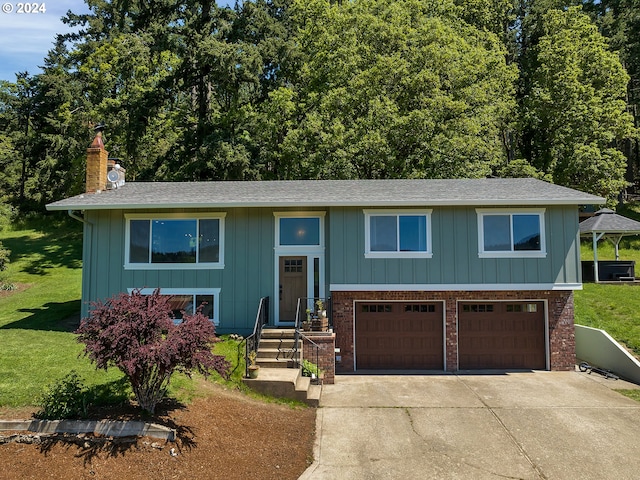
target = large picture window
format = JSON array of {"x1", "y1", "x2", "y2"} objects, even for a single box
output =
[
  {"x1": 364, "y1": 210, "x2": 432, "y2": 258},
  {"x1": 129, "y1": 288, "x2": 221, "y2": 324},
  {"x1": 125, "y1": 214, "x2": 225, "y2": 269},
  {"x1": 476, "y1": 209, "x2": 546, "y2": 258}
]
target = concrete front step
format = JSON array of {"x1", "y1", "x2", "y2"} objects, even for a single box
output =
[
  {"x1": 261, "y1": 328, "x2": 296, "y2": 339},
  {"x1": 256, "y1": 357, "x2": 294, "y2": 368},
  {"x1": 258, "y1": 339, "x2": 300, "y2": 352},
  {"x1": 242, "y1": 367, "x2": 321, "y2": 407},
  {"x1": 257, "y1": 348, "x2": 298, "y2": 359}
]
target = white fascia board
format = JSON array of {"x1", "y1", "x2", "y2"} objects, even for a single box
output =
[
  {"x1": 46, "y1": 198, "x2": 604, "y2": 211},
  {"x1": 330, "y1": 283, "x2": 583, "y2": 292}
]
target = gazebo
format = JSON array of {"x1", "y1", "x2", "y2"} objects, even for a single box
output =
[{"x1": 579, "y1": 208, "x2": 640, "y2": 282}]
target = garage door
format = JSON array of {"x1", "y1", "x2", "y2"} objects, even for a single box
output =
[
  {"x1": 458, "y1": 301, "x2": 546, "y2": 370},
  {"x1": 355, "y1": 302, "x2": 444, "y2": 370}
]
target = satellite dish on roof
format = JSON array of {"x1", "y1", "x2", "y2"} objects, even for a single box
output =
[{"x1": 107, "y1": 169, "x2": 120, "y2": 183}]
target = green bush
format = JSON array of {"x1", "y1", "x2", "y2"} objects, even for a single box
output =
[
  {"x1": 36, "y1": 371, "x2": 89, "y2": 419},
  {"x1": 301, "y1": 359, "x2": 322, "y2": 378}
]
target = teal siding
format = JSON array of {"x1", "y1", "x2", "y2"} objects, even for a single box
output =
[
  {"x1": 82, "y1": 208, "x2": 276, "y2": 334},
  {"x1": 82, "y1": 207, "x2": 329, "y2": 334},
  {"x1": 328, "y1": 205, "x2": 581, "y2": 287},
  {"x1": 81, "y1": 204, "x2": 580, "y2": 333}
]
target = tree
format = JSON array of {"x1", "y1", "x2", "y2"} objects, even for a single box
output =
[
  {"x1": 267, "y1": 0, "x2": 517, "y2": 179},
  {"x1": 519, "y1": 6, "x2": 635, "y2": 201},
  {"x1": 76, "y1": 288, "x2": 230, "y2": 413},
  {"x1": 582, "y1": 0, "x2": 640, "y2": 185}
]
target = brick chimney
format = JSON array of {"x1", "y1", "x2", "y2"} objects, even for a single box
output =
[{"x1": 86, "y1": 131, "x2": 108, "y2": 193}]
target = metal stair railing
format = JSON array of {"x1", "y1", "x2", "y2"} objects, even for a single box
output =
[
  {"x1": 245, "y1": 296, "x2": 269, "y2": 378},
  {"x1": 277, "y1": 297, "x2": 302, "y2": 363},
  {"x1": 281, "y1": 297, "x2": 324, "y2": 384}
]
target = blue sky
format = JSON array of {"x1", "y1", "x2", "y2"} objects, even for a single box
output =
[
  {"x1": 0, "y1": 0, "x2": 235, "y2": 82},
  {"x1": 0, "y1": 0, "x2": 87, "y2": 81}
]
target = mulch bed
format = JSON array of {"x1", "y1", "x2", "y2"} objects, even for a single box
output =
[{"x1": 0, "y1": 383, "x2": 316, "y2": 480}]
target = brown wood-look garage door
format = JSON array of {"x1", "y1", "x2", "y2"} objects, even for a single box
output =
[
  {"x1": 355, "y1": 302, "x2": 444, "y2": 370},
  {"x1": 458, "y1": 301, "x2": 546, "y2": 370}
]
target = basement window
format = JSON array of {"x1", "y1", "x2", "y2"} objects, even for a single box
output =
[{"x1": 129, "y1": 288, "x2": 221, "y2": 325}]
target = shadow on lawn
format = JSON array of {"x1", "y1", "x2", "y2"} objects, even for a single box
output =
[
  {"x1": 0, "y1": 300, "x2": 81, "y2": 332},
  {"x1": 3, "y1": 233, "x2": 82, "y2": 275}
]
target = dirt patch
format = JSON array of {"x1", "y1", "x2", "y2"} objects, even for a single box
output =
[
  {"x1": 0, "y1": 383, "x2": 316, "y2": 480},
  {"x1": 0, "y1": 282, "x2": 31, "y2": 299}
]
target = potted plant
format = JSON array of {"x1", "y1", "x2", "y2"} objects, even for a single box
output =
[
  {"x1": 247, "y1": 350, "x2": 259, "y2": 379},
  {"x1": 302, "y1": 309, "x2": 312, "y2": 331},
  {"x1": 313, "y1": 299, "x2": 328, "y2": 331},
  {"x1": 302, "y1": 359, "x2": 324, "y2": 382}
]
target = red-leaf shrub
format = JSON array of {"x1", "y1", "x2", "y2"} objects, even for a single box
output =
[{"x1": 76, "y1": 288, "x2": 230, "y2": 413}]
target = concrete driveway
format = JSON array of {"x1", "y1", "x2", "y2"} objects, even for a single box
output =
[{"x1": 300, "y1": 371, "x2": 640, "y2": 479}]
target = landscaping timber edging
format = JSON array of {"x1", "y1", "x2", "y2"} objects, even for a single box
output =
[{"x1": 0, "y1": 419, "x2": 175, "y2": 441}]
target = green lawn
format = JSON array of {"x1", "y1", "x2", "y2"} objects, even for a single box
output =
[
  {"x1": 0, "y1": 215, "x2": 123, "y2": 407},
  {"x1": 574, "y1": 283, "x2": 640, "y2": 357},
  {"x1": 575, "y1": 203, "x2": 640, "y2": 357}
]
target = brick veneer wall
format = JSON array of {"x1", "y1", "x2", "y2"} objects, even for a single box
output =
[
  {"x1": 331, "y1": 290, "x2": 575, "y2": 373},
  {"x1": 302, "y1": 333, "x2": 336, "y2": 384}
]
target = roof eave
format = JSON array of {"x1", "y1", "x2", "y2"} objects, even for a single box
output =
[
  {"x1": 46, "y1": 197, "x2": 605, "y2": 211},
  {"x1": 580, "y1": 230, "x2": 640, "y2": 235}
]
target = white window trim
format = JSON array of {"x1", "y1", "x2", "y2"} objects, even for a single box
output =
[
  {"x1": 124, "y1": 213, "x2": 226, "y2": 270},
  {"x1": 363, "y1": 209, "x2": 433, "y2": 259},
  {"x1": 274, "y1": 212, "x2": 326, "y2": 254},
  {"x1": 476, "y1": 208, "x2": 546, "y2": 258},
  {"x1": 128, "y1": 288, "x2": 221, "y2": 325}
]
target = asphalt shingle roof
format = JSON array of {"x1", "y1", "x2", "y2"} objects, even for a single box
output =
[
  {"x1": 579, "y1": 208, "x2": 640, "y2": 234},
  {"x1": 46, "y1": 178, "x2": 605, "y2": 211}
]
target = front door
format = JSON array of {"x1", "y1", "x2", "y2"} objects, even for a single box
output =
[{"x1": 279, "y1": 256, "x2": 307, "y2": 323}]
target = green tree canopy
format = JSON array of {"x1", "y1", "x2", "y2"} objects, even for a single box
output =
[
  {"x1": 0, "y1": 0, "x2": 638, "y2": 209},
  {"x1": 263, "y1": 0, "x2": 517, "y2": 179},
  {"x1": 520, "y1": 6, "x2": 635, "y2": 201}
]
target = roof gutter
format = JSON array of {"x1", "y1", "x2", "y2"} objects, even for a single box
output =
[
  {"x1": 48, "y1": 198, "x2": 607, "y2": 211},
  {"x1": 67, "y1": 209, "x2": 91, "y2": 225}
]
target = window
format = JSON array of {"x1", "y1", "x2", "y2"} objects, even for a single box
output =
[
  {"x1": 476, "y1": 209, "x2": 546, "y2": 258},
  {"x1": 404, "y1": 304, "x2": 436, "y2": 313},
  {"x1": 361, "y1": 304, "x2": 393, "y2": 313},
  {"x1": 129, "y1": 288, "x2": 221, "y2": 324},
  {"x1": 364, "y1": 210, "x2": 432, "y2": 258},
  {"x1": 506, "y1": 303, "x2": 538, "y2": 313},
  {"x1": 274, "y1": 214, "x2": 324, "y2": 248},
  {"x1": 462, "y1": 304, "x2": 495, "y2": 313},
  {"x1": 125, "y1": 214, "x2": 225, "y2": 269},
  {"x1": 279, "y1": 217, "x2": 320, "y2": 246}
]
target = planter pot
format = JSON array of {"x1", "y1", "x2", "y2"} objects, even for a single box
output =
[
  {"x1": 311, "y1": 317, "x2": 329, "y2": 331},
  {"x1": 248, "y1": 366, "x2": 260, "y2": 379},
  {"x1": 302, "y1": 321, "x2": 312, "y2": 332}
]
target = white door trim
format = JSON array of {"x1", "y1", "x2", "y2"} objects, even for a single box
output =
[{"x1": 273, "y1": 212, "x2": 326, "y2": 326}]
